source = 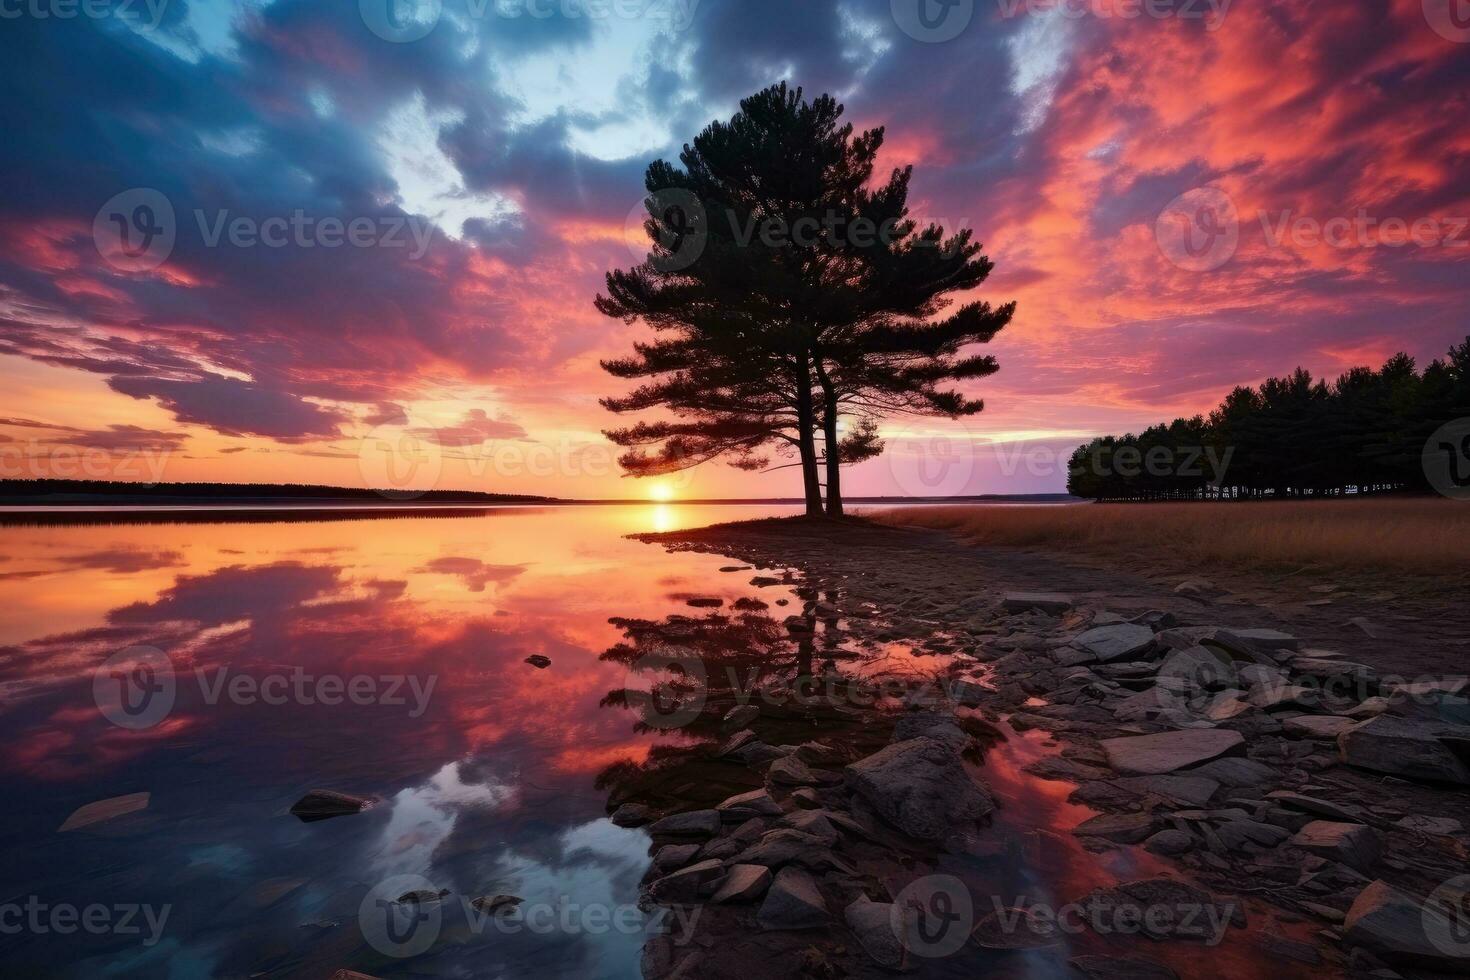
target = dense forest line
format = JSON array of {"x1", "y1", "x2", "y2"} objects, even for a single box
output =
[
  {"x1": 1066, "y1": 337, "x2": 1470, "y2": 501},
  {"x1": 0, "y1": 479, "x2": 554, "y2": 504}
]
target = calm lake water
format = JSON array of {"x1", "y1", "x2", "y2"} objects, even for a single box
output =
[
  {"x1": 0, "y1": 503, "x2": 1325, "y2": 980},
  {"x1": 0, "y1": 504, "x2": 806, "y2": 979}
]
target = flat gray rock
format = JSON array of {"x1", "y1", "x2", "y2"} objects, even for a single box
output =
[
  {"x1": 1072, "y1": 812, "x2": 1156, "y2": 843},
  {"x1": 1101, "y1": 729, "x2": 1244, "y2": 775},
  {"x1": 1112, "y1": 775, "x2": 1219, "y2": 806},
  {"x1": 1075, "y1": 623, "x2": 1155, "y2": 663},
  {"x1": 1001, "y1": 592, "x2": 1074, "y2": 613},
  {"x1": 1283, "y1": 715, "x2": 1356, "y2": 739},
  {"x1": 756, "y1": 866, "x2": 827, "y2": 930},
  {"x1": 1187, "y1": 757, "x2": 1279, "y2": 787}
]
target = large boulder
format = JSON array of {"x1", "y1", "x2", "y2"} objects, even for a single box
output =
[
  {"x1": 1344, "y1": 879, "x2": 1470, "y2": 973},
  {"x1": 1100, "y1": 729, "x2": 1244, "y2": 775},
  {"x1": 844, "y1": 737, "x2": 994, "y2": 840},
  {"x1": 1337, "y1": 715, "x2": 1470, "y2": 785},
  {"x1": 1074, "y1": 624, "x2": 1156, "y2": 663}
]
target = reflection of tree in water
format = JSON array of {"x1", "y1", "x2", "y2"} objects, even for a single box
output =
[{"x1": 595, "y1": 589, "x2": 887, "y2": 815}]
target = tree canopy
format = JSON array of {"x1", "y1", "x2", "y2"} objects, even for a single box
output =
[
  {"x1": 597, "y1": 83, "x2": 1012, "y2": 514},
  {"x1": 1066, "y1": 338, "x2": 1470, "y2": 500}
]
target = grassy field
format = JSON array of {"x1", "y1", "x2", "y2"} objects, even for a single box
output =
[{"x1": 869, "y1": 498, "x2": 1470, "y2": 574}]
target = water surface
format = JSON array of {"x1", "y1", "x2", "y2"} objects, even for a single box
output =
[{"x1": 0, "y1": 504, "x2": 799, "y2": 978}]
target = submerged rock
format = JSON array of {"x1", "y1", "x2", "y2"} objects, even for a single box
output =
[
  {"x1": 58, "y1": 792, "x2": 150, "y2": 832},
  {"x1": 289, "y1": 789, "x2": 373, "y2": 823},
  {"x1": 844, "y1": 737, "x2": 995, "y2": 840},
  {"x1": 470, "y1": 894, "x2": 523, "y2": 916},
  {"x1": 1072, "y1": 812, "x2": 1157, "y2": 844}
]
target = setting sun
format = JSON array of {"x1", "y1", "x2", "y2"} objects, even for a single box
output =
[{"x1": 648, "y1": 483, "x2": 675, "y2": 502}]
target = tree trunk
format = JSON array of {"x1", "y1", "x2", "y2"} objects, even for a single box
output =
[
  {"x1": 794, "y1": 354, "x2": 823, "y2": 516},
  {"x1": 815, "y1": 364, "x2": 843, "y2": 517}
]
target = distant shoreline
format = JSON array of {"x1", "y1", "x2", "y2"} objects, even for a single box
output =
[{"x1": 0, "y1": 479, "x2": 1081, "y2": 511}]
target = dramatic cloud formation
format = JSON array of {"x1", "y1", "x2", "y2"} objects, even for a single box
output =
[{"x1": 1, "y1": 0, "x2": 1466, "y2": 496}]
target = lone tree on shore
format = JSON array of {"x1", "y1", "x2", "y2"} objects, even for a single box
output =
[{"x1": 597, "y1": 83, "x2": 1012, "y2": 515}]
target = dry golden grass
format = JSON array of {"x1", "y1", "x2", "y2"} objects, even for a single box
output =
[{"x1": 869, "y1": 498, "x2": 1470, "y2": 574}]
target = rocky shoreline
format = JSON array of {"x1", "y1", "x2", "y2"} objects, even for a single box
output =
[{"x1": 617, "y1": 517, "x2": 1470, "y2": 980}]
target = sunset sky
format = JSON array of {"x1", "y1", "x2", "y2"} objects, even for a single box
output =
[{"x1": 2, "y1": 0, "x2": 1468, "y2": 498}]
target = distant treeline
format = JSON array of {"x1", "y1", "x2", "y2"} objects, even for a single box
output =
[
  {"x1": 1067, "y1": 337, "x2": 1470, "y2": 501},
  {"x1": 0, "y1": 479, "x2": 555, "y2": 504}
]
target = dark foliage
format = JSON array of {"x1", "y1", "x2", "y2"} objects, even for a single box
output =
[{"x1": 1066, "y1": 338, "x2": 1470, "y2": 500}]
